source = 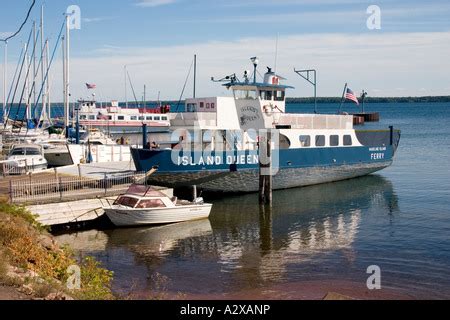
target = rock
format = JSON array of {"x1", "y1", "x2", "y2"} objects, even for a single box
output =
[
  {"x1": 38, "y1": 234, "x2": 56, "y2": 250},
  {"x1": 44, "y1": 292, "x2": 74, "y2": 300}
]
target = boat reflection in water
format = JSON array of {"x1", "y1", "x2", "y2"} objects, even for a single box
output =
[{"x1": 56, "y1": 174, "x2": 399, "y2": 297}]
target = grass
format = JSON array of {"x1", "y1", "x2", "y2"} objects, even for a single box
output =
[{"x1": 0, "y1": 199, "x2": 114, "y2": 300}]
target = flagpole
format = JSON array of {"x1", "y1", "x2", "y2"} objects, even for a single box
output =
[{"x1": 338, "y1": 83, "x2": 347, "y2": 114}]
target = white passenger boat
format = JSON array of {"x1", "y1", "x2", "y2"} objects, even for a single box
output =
[{"x1": 104, "y1": 184, "x2": 212, "y2": 227}]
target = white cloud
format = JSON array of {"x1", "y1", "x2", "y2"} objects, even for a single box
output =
[
  {"x1": 135, "y1": 0, "x2": 178, "y2": 7},
  {"x1": 6, "y1": 31, "x2": 449, "y2": 102}
]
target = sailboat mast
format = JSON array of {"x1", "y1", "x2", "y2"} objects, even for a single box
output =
[
  {"x1": 33, "y1": 21, "x2": 37, "y2": 107},
  {"x1": 40, "y1": 5, "x2": 47, "y2": 123},
  {"x1": 2, "y1": 42, "x2": 6, "y2": 123},
  {"x1": 45, "y1": 40, "x2": 51, "y2": 124},
  {"x1": 64, "y1": 14, "x2": 70, "y2": 132}
]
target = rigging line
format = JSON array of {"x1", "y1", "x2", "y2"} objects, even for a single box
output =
[
  {"x1": 175, "y1": 58, "x2": 194, "y2": 112},
  {"x1": 5, "y1": 47, "x2": 24, "y2": 116},
  {"x1": 127, "y1": 71, "x2": 140, "y2": 108},
  {"x1": 0, "y1": 0, "x2": 36, "y2": 42},
  {"x1": 31, "y1": 20, "x2": 65, "y2": 121},
  {"x1": 6, "y1": 28, "x2": 33, "y2": 124},
  {"x1": 13, "y1": 28, "x2": 41, "y2": 123}
]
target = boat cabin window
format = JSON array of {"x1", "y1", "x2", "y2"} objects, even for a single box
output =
[
  {"x1": 299, "y1": 135, "x2": 311, "y2": 147},
  {"x1": 343, "y1": 135, "x2": 352, "y2": 146},
  {"x1": 130, "y1": 116, "x2": 137, "y2": 121},
  {"x1": 135, "y1": 199, "x2": 166, "y2": 209},
  {"x1": 114, "y1": 196, "x2": 139, "y2": 208},
  {"x1": 10, "y1": 148, "x2": 41, "y2": 156},
  {"x1": 118, "y1": 116, "x2": 125, "y2": 120},
  {"x1": 211, "y1": 103, "x2": 215, "y2": 109},
  {"x1": 154, "y1": 116, "x2": 161, "y2": 121},
  {"x1": 161, "y1": 116, "x2": 168, "y2": 120},
  {"x1": 146, "y1": 116, "x2": 153, "y2": 120},
  {"x1": 187, "y1": 103, "x2": 197, "y2": 112},
  {"x1": 274, "y1": 90, "x2": 285, "y2": 101},
  {"x1": 108, "y1": 116, "x2": 112, "y2": 120},
  {"x1": 89, "y1": 115, "x2": 95, "y2": 120},
  {"x1": 200, "y1": 102, "x2": 204, "y2": 109},
  {"x1": 80, "y1": 115, "x2": 87, "y2": 120},
  {"x1": 260, "y1": 90, "x2": 273, "y2": 101},
  {"x1": 139, "y1": 116, "x2": 145, "y2": 121},
  {"x1": 315, "y1": 135, "x2": 325, "y2": 147},
  {"x1": 234, "y1": 90, "x2": 257, "y2": 100},
  {"x1": 330, "y1": 135, "x2": 339, "y2": 147}
]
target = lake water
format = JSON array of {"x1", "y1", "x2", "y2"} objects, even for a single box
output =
[{"x1": 54, "y1": 102, "x2": 450, "y2": 299}]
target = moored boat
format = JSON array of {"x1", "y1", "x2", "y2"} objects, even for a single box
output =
[
  {"x1": 130, "y1": 57, "x2": 401, "y2": 192},
  {"x1": 103, "y1": 184, "x2": 212, "y2": 227}
]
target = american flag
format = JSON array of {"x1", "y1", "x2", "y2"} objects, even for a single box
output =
[
  {"x1": 345, "y1": 87, "x2": 359, "y2": 105},
  {"x1": 86, "y1": 83, "x2": 96, "y2": 89}
]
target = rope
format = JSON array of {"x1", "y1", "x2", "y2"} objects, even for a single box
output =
[{"x1": 0, "y1": 0, "x2": 36, "y2": 42}]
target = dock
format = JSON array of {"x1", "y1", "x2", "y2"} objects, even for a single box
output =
[{"x1": 1, "y1": 161, "x2": 172, "y2": 226}]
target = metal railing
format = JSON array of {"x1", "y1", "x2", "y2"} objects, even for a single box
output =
[{"x1": 9, "y1": 171, "x2": 146, "y2": 204}]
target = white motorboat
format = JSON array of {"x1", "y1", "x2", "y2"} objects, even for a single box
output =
[
  {"x1": 6, "y1": 144, "x2": 48, "y2": 174},
  {"x1": 104, "y1": 184, "x2": 212, "y2": 227}
]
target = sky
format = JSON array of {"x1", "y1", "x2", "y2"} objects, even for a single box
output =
[{"x1": 0, "y1": 0, "x2": 449, "y2": 102}]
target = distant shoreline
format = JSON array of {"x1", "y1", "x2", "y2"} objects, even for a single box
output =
[
  {"x1": 1, "y1": 96, "x2": 449, "y2": 108},
  {"x1": 286, "y1": 96, "x2": 450, "y2": 103}
]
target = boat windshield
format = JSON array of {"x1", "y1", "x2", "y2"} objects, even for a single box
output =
[
  {"x1": 114, "y1": 196, "x2": 140, "y2": 208},
  {"x1": 10, "y1": 148, "x2": 41, "y2": 156},
  {"x1": 135, "y1": 199, "x2": 166, "y2": 209}
]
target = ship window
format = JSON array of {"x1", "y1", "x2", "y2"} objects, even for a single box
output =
[
  {"x1": 154, "y1": 116, "x2": 161, "y2": 121},
  {"x1": 211, "y1": 103, "x2": 215, "y2": 109},
  {"x1": 161, "y1": 116, "x2": 168, "y2": 120},
  {"x1": 136, "y1": 199, "x2": 166, "y2": 209},
  {"x1": 114, "y1": 196, "x2": 139, "y2": 208},
  {"x1": 108, "y1": 116, "x2": 112, "y2": 120},
  {"x1": 118, "y1": 116, "x2": 125, "y2": 120},
  {"x1": 206, "y1": 103, "x2": 210, "y2": 109},
  {"x1": 187, "y1": 103, "x2": 197, "y2": 112},
  {"x1": 139, "y1": 116, "x2": 145, "y2": 121},
  {"x1": 234, "y1": 90, "x2": 257, "y2": 100},
  {"x1": 200, "y1": 102, "x2": 204, "y2": 108},
  {"x1": 89, "y1": 115, "x2": 95, "y2": 120},
  {"x1": 315, "y1": 135, "x2": 325, "y2": 147},
  {"x1": 260, "y1": 90, "x2": 273, "y2": 101},
  {"x1": 80, "y1": 115, "x2": 87, "y2": 120},
  {"x1": 330, "y1": 135, "x2": 339, "y2": 146},
  {"x1": 299, "y1": 135, "x2": 311, "y2": 147},
  {"x1": 146, "y1": 116, "x2": 153, "y2": 120},
  {"x1": 343, "y1": 135, "x2": 352, "y2": 146},
  {"x1": 274, "y1": 91, "x2": 285, "y2": 101},
  {"x1": 130, "y1": 116, "x2": 137, "y2": 121},
  {"x1": 279, "y1": 134, "x2": 291, "y2": 149}
]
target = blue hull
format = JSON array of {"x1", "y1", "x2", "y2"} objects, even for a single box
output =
[{"x1": 131, "y1": 130, "x2": 400, "y2": 192}]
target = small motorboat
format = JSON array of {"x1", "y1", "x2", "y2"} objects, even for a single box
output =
[
  {"x1": 6, "y1": 144, "x2": 48, "y2": 174},
  {"x1": 103, "y1": 184, "x2": 212, "y2": 227}
]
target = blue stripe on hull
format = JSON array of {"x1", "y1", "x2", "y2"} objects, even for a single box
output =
[{"x1": 131, "y1": 145, "x2": 396, "y2": 191}]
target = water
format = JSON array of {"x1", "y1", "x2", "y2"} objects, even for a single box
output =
[{"x1": 54, "y1": 102, "x2": 450, "y2": 299}]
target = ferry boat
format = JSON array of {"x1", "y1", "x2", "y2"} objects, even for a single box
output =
[
  {"x1": 130, "y1": 58, "x2": 401, "y2": 192},
  {"x1": 76, "y1": 100, "x2": 171, "y2": 133}
]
